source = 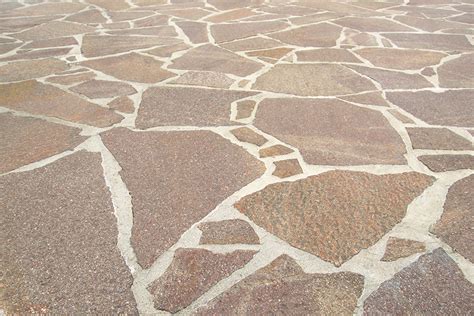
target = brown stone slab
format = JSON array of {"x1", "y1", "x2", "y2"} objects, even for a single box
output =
[
  {"x1": 383, "y1": 33, "x2": 473, "y2": 51},
  {"x1": 0, "y1": 151, "x2": 137, "y2": 313},
  {"x1": 66, "y1": 9, "x2": 107, "y2": 24},
  {"x1": 334, "y1": 17, "x2": 413, "y2": 32},
  {"x1": 145, "y1": 42, "x2": 190, "y2": 58},
  {"x1": 296, "y1": 48, "x2": 360, "y2": 63},
  {"x1": 0, "y1": 47, "x2": 72, "y2": 62},
  {"x1": 235, "y1": 171, "x2": 433, "y2": 266},
  {"x1": 259, "y1": 144, "x2": 294, "y2": 158},
  {"x1": 170, "y1": 71, "x2": 234, "y2": 88},
  {"x1": 0, "y1": 58, "x2": 68, "y2": 82},
  {"x1": 253, "y1": 64, "x2": 376, "y2": 96},
  {"x1": 107, "y1": 96, "x2": 135, "y2": 113},
  {"x1": 105, "y1": 26, "x2": 177, "y2": 37},
  {"x1": 101, "y1": 128, "x2": 264, "y2": 268},
  {"x1": 235, "y1": 100, "x2": 256, "y2": 120},
  {"x1": 273, "y1": 159, "x2": 303, "y2": 178},
  {"x1": 198, "y1": 219, "x2": 259, "y2": 245},
  {"x1": 364, "y1": 248, "x2": 474, "y2": 314},
  {"x1": 438, "y1": 53, "x2": 474, "y2": 88},
  {"x1": 70, "y1": 80, "x2": 137, "y2": 99},
  {"x1": 220, "y1": 36, "x2": 282, "y2": 52},
  {"x1": 0, "y1": 113, "x2": 85, "y2": 173},
  {"x1": 5, "y1": 2, "x2": 86, "y2": 16},
  {"x1": 418, "y1": 154, "x2": 474, "y2": 172},
  {"x1": 432, "y1": 175, "x2": 474, "y2": 262},
  {"x1": 176, "y1": 21, "x2": 208, "y2": 44},
  {"x1": 340, "y1": 91, "x2": 390, "y2": 107},
  {"x1": 246, "y1": 47, "x2": 292, "y2": 60},
  {"x1": 205, "y1": 8, "x2": 257, "y2": 23},
  {"x1": 388, "y1": 109, "x2": 415, "y2": 124},
  {"x1": 0, "y1": 80, "x2": 123, "y2": 127},
  {"x1": 231, "y1": 127, "x2": 268, "y2": 146},
  {"x1": 381, "y1": 237, "x2": 426, "y2": 262},
  {"x1": 13, "y1": 21, "x2": 95, "y2": 42},
  {"x1": 355, "y1": 48, "x2": 446, "y2": 70},
  {"x1": 269, "y1": 23, "x2": 341, "y2": 47},
  {"x1": 255, "y1": 98, "x2": 406, "y2": 165},
  {"x1": 407, "y1": 127, "x2": 473, "y2": 150},
  {"x1": 197, "y1": 255, "x2": 364, "y2": 314},
  {"x1": 81, "y1": 53, "x2": 175, "y2": 83},
  {"x1": 46, "y1": 72, "x2": 96, "y2": 85},
  {"x1": 347, "y1": 65, "x2": 432, "y2": 89},
  {"x1": 22, "y1": 37, "x2": 78, "y2": 50},
  {"x1": 149, "y1": 248, "x2": 256, "y2": 313},
  {"x1": 137, "y1": 86, "x2": 255, "y2": 128},
  {"x1": 208, "y1": 0, "x2": 264, "y2": 10},
  {"x1": 87, "y1": 0, "x2": 130, "y2": 10}
]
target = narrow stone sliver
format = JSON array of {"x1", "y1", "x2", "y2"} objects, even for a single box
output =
[{"x1": 0, "y1": 0, "x2": 473, "y2": 315}]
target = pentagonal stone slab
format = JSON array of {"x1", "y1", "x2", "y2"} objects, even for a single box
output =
[{"x1": 101, "y1": 128, "x2": 265, "y2": 268}]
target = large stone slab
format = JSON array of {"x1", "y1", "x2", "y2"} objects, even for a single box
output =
[
  {"x1": 438, "y1": 53, "x2": 474, "y2": 88},
  {"x1": 0, "y1": 58, "x2": 68, "y2": 82},
  {"x1": 354, "y1": 48, "x2": 446, "y2": 70},
  {"x1": 347, "y1": 65, "x2": 432, "y2": 89},
  {"x1": 211, "y1": 21, "x2": 288, "y2": 43},
  {"x1": 334, "y1": 17, "x2": 413, "y2": 32},
  {"x1": 407, "y1": 127, "x2": 474, "y2": 150},
  {"x1": 381, "y1": 237, "x2": 426, "y2": 262},
  {"x1": 197, "y1": 255, "x2": 364, "y2": 314},
  {"x1": 383, "y1": 33, "x2": 473, "y2": 51},
  {"x1": 364, "y1": 248, "x2": 474, "y2": 314},
  {"x1": 0, "y1": 151, "x2": 137, "y2": 313},
  {"x1": 268, "y1": 23, "x2": 341, "y2": 47},
  {"x1": 13, "y1": 21, "x2": 95, "y2": 41},
  {"x1": 198, "y1": 219, "x2": 259, "y2": 245},
  {"x1": 235, "y1": 171, "x2": 433, "y2": 266},
  {"x1": 418, "y1": 154, "x2": 474, "y2": 172},
  {"x1": 254, "y1": 98, "x2": 406, "y2": 165},
  {"x1": 101, "y1": 128, "x2": 265, "y2": 268},
  {"x1": 70, "y1": 80, "x2": 137, "y2": 99}
]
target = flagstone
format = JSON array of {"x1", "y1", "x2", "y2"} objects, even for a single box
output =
[
  {"x1": 12, "y1": 21, "x2": 95, "y2": 42},
  {"x1": 66, "y1": 9, "x2": 107, "y2": 24},
  {"x1": 0, "y1": 42, "x2": 21, "y2": 55},
  {"x1": 394, "y1": 15, "x2": 467, "y2": 32},
  {"x1": 170, "y1": 71, "x2": 234, "y2": 88},
  {"x1": 0, "y1": 47, "x2": 72, "y2": 62},
  {"x1": 259, "y1": 144, "x2": 294, "y2": 158},
  {"x1": 134, "y1": 14, "x2": 169, "y2": 27},
  {"x1": 107, "y1": 96, "x2": 135, "y2": 113},
  {"x1": 269, "y1": 23, "x2": 341, "y2": 47},
  {"x1": 211, "y1": 21, "x2": 288, "y2": 43},
  {"x1": 296, "y1": 48, "x2": 360, "y2": 63},
  {"x1": 438, "y1": 54, "x2": 474, "y2": 88},
  {"x1": 6, "y1": 2, "x2": 86, "y2": 16},
  {"x1": 388, "y1": 109, "x2": 415, "y2": 124},
  {"x1": 235, "y1": 100, "x2": 256, "y2": 120},
  {"x1": 87, "y1": 0, "x2": 130, "y2": 11},
  {"x1": 22, "y1": 37, "x2": 77, "y2": 50},
  {"x1": 340, "y1": 91, "x2": 390, "y2": 107},
  {"x1": 0, "y1": 58, "x2": 68, "y2": 82},
  {"x1": 231, "y1": 127, "x2": 268, "y2": 146},
  {"x1": 246, "y1": 47, "x2": 292, "y2": 60},
  {"x1": 381, "y1": 237, "x2": 426, "y2": 262},
  {"x1": 176, "y1": 21, "x2": 208, "y2": 44},
  {"x1": 418, "y1": 154, "x2": 474, "y2": 172},
  {"x1": 407, "y1": 127, "x2": 473, "y2": 151},
  {"x1": 70, "y1": 80, "x2": 137, "y2": 99},
  {"x1": 273, "y1": 159, "x2": 303, "y2": 178},
  {"x1": 383, "y1": 33, "x2": 473, "y2": 51},
  {"x1": 207, "y1": 0, "x2": 264, "y2": 11},
  {"x1": 335, "y1": 17, "x2": 413, "y2": 32},
  {"x1": 355, "y1": 48, "x2": 446, "y2": 70},
  {"x1": 341, "y1": 30, "x2": 379, "y2": 47},
  {"x1": 105, "y1": 25, "x2": 177, "y2": 37},
  {"x1": 347, "y1": 65, "x2": 432, "y2": 89},
  {"x1": 205, "y1": 8, "x2": 257, "y2": 23},
  {"x1": 145, "y1": 42, "x2": 190, "y2": 57},
  {"x1": 46, "y1": 72, "x2": 96, "y2": 86},
  {"x1": 449, "y1": 13, "x2": 474, "y2": 24},
  {"x1": 108, "y1": 11, "x2": 154, "y2": 22},
  {"x1": 220, "y1": 36, "x2": 282, "y2": 52},
  {"x1": 198, "y1": 220, "x2": 260, "y2": 245}
]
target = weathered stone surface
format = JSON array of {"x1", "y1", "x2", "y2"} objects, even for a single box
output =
[
  {"x1": 342, "y1": 30, "x2": 378, "y2": 47},
  {"x1": 273, "y1": 159, "x2": 303, "y2": 178},
  {"x1": 231, "y1": 127, "x2": 268, "y2": 146},
  {"x1": 236, "y1": 171, "x2": 433, "y2": 266},
  {"x1": 70, "y1": 80, "x2": 136, "y2": 99},
  {"x1": 269, "y1": 23, "x2": 341, "y2": 47},
  {"x1": 255, "y1": 98, "x2": 406, "y2": 165},
  {"x1": 235, "y1": 100, "x2": 256, "y2": 120},
  {"x1": 198, "y1": 219, "x2": 260, "y2": 245},
  {"x1": 407, "y1": 127, "x2": 473, "y2": 150},
  {"x1": 0, "y1": 47, "x2": 73, "y2": 62},
  {"x1": 137, "y1": 86, "x2": 255, "y2": 128},
  {"x1": 296, "y1": 48, "x2": 360, "y2": 63},
  {"x1": 170, "y1": 44, "x2": 263, "y2": 77},
  {"x1": 146, "y1": 42, "x2": 190, "y2": 58},
  {"x1": 432, "y1": 175, "x2": 474, "y2": 262},
  {"x1": 87, "y1": 0, "x2": 130, "y2": 10},
  {"x1": 81, "y1": 53, "x2": 175, "y2": 83},
  {"x1": 211, "y1": 21, "x2": 287, "y2": 43},
  {"x1": 0, "y1": 113, "x2": 85, "y2": 173},
  {"x1": 197, "y1": 255, "x2": 364, "y2": 314},
  {"x1": 387, "y1": 90, "x2": 474, "y2": 127},
  {"x1": 394, "y1": 15, "x2": 465, "y2": 33},
  {"x1": 13, "y1": 21, "x2": 95, "y2": 41},
  {"x1": 134, "y1": 14, "x2": 169, "y2": 27},
  {"x1": 438, "y1": 53, "x2": 474, "y2": 88},
  {"x1": 355, "y1": 48, "x2": 446, "y2": 70},
  {"x1": 0, "y1": 80, "x2": 123, "y2": 127},
  {"x1": 105, "y1": 25, "x2": 177, "y2": 37},
  {"x1": 259, "y1": 144, "x2": 294, "y2": 158},
  {"x1": 149, "y1": 248, "x2": 255, "y2": 313},
  {"x1": 220, "y1": 36, "x2": 282, "y2": 51},
  {"x1": 176, "y1": 21, "x2": 208, "y2": 44},
  {"x1": 46, "y1": 72, "x2": 96, "y2": 85},
  {"x1": 348, "y1": 65, "x2": 432, "y2": 89},
  {"x1": 381, "y1": 237, "x2": 426, "y2": 262},
  {"x1": 66, "y1": 9, "x2": 107, "y2": 24},
  {"x1": 108, "y1": 11, "x2": 153, "y2": 22},
  {"x1": 364, "y1": 248, "x2": 474, "y2": 314},
  {"x1": 101, "y1": 128, "x2": 264, "y2": 268},
  {"x1": 0, "y1": 151, "x2": 137, "y2": 313},
  {"x1": 0, "y1": 58, "x2": 68, "y2": 82},
  {"x1": 22, "y1": 37, "x2": 78, "y2": 49},
  {"x1": 246, "y1": 47, "x2": 292, "y2": 60},
  {"x1": 206, "y1": 8, "x2": 256, "y2": 23},
  {"x1": 6, "y1": 2, "x2": 86, "y2": 16},
  {"x1": 419, "y1": 154, "x2": 474, "y2": 172},
  {"x1": 208, "y1": 0, "x2": 264, "y2": 10},
  {"x1": 170, "y1": 71, "x2": 234, "y2": 88},
  {"x1": 340, "y1": 91, "x2": 390, "y2": 107},
  {"x1": 335, "y1": 17, "x2": 413, "y2": 32},
  {"x1": 107, "y1": 96, "x2": 135, "y2": 113},
  {"x1": 388, "y1": 109, "x2": 415, "y2": 124},
  {"x1": 0, "y1": 42, "x2": 20, "y2": 55},
  {"x1": 383, "y1": 33, "x2": 473, "y2": 51},
  {"x1": 253, "y1": 64, "x2": 375, "y2": 96}
]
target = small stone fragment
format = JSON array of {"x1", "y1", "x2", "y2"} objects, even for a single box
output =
[
  {"x1": 107, "y1": 96, "x2": 135, "y2": 113},
  {"x1": 259, "y1": 145, "x2": 294, "y2": 158},
  {"x1": 176, "y1": 21, "x2": 208, "y2": 44},
  {"x1": 388, "y1": 109, "x2": 415, "y2": 124},
  {"x1": 273, "y1": 159, "x2": 303, "y2": 178},
  {"x1": 381, "y1": 237, "x2": 426, "y2": 262},
  {"x1": 418, "y1": 154, "x2": 474, "y2": 172},
  {"x1": 340, "y1": 91, "x2": 390, "y2": 107},
  {"x1": 70, "y1": 80, "x2": 137, "y2": 99},
  {"x1": 0, "y1": 58, "x2": 68, "y2": 82},
  {"x1": 170, "y1": 71, "x2": 234, "y2": 88},
  {"x1": 235, "y1": 100, "x2": 256, "y2": 120},
  {"x1": 198, "y1": 219, "x2": 260, "y2": 245},
  {"x1": 231, "y1": 127, "x2": 268, "y2": 146},
  {"x1": 407, "y1": 127, "x2": 473, "y2": 150}
]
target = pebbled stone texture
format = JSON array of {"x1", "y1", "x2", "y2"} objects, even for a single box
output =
[
  {"x1": 381, "y1": 237, "x2": 426, "y2": 262},
  {"x1": 198, "y1": 219, "x2": 259, "y2": 245}
]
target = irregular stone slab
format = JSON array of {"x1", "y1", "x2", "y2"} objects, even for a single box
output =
[
  {"x1": 198, "y1": 219, "x2": 260, "y2": 245},
  {"x1": 108, "y1": 11, "x2": 153, "y2": 22},
  {"x1": 13, "y1": 21, "x2": 95, "y2": 41},
  {"x1": 208, "y1": 0, "x2": 264, "y2": 10},
  {"x1": 134, "y1": 14, "x2": 169, "y2": 27},
  {"x1": 273, "y1": 159, "x2": 303, "y2": 178},
  {"x1": 0, "y1": 47, "x2": 73, "y2": 62},
  {"x1": 149, "y1": 248, "x2": 256, "y2": 313},
  {"x1": 290, "y1": 12, "x2": 342, "y2": 25},
  {"x1": 438, "y1": 53, "x2": 474, "y2": 88},
  {"x1": 169, "y1": 44, "x2": 263, "y2": 77},
  {"x1": 355, "y1": 48, "x2": 446, "y2": 70},
  {"x1": 170, "y1": 71, "x2": 234, "y2": 88},
  {"x1": 253, "y1": 64, "x2": 375, "y2": 96},
  {"x1": 220, "y1": 36, "x2": 282, "y2": 52},
  {"x1": 137, "y1": 86, "x2": 255, "y2": 128},
  {"x1": 107, "y1": 96, "x2": 135, "y2": 113},
  {"x1": 231, "y1": 127, "x2": 268, "y2": 146},
  {"x1": 335, "y1": 17, "x2": 413, "y2": 32},
  {"x1": 246, "y1": 47, "x2": 292, "y2": 61},
  {"x1": 383, "y1": 33, "x2": 473, "y2": 51},
  {"x1": 160, "y1": 8, "x2": 211, "y2": 20},
  {"x1": 0, "y1": 113, "x2": 85, "y2": 173},
  {"x1": 176, "y1": 21, "x2": 208, "y2": 44},
  {"x1": 296, "y1": 48, "x2": 360, "y2": 63},
  {"x1": 22, "y1": 37, "x2": 78, "y2": 50},
  {"x1": 70, "y1": 80, "x2": 137, "y2": 99},
  {"x1": 449, "y1": 13, "x2": 474, "y2": 24},
  {"x1": 432, "y1": 175, "x2": 474, "y2": 262},
  {"x1": 0, "y1": 42, "x2": 20, "y2": 55},
  {"x1": 146, "y1": 42, "x2": 190, "y2": 58},
  {"x1": 364, "y1": 248, "x2": 474, "y2": 314},
  {"x1": 407, "y1": 127, "x2": 473, "y2": 150},
  {"x1": 81, "y1": 53, "x2": 175, "y2": 83},
  {"x1": 342, "y1": 30, "x2": 378, "y2": 47},
  {"x1": 205, "y1": 8, "x2": 257, "y2": 23},
  {"x1": 394, "y1": 15, "x2": 466, "y2": 33},
  {"x1": 6, "y1": 2, "x2": 86, "y2": 16},
  {"x1": 381, "y1": 237, "x2": 426, "y2": 262},
  {"x1": 259, "y1": 144, "x2": 294, "y2": 158},
  {"x1": 340, "y1": 91, "x2": 390, "y2": 107},
  {"x1": 0, "y1": 151, "x2": 137, "y2": 313},
  {"x1": 388, "y1": 109, "x2": 415, "y2": 124},
  {"x1": 269, "y1": 23, "x2": 341, "y2": 47},
  {"x1": 197, "y1": 255, "x2": 364, "y2": 314},
  {"x1": 0, "y1": 58, "x2": 68, "y2": 82},
  {"x1": 0, "y1": 80, "x2": 123, "y2": 127},
  {"x1": 387, "y1": 90, "x2": 474, "y2": 127},
  {"x1": 255, "y1": 98, "x2": 406, "y2": 165},
  {"x1": 347, "y1": 65, "x2": 432, "y2": 89},
  {"x1": 101, "y1": 128, "x2": 264, "y2": 268},
  {"x1": 87, "y1": 0, "x2": 130, "y2": 10},
  {"x1": 46, "y1": 72, "x2": 96, "y2": 85},
  {"x1": 235, "y1": 171, "x2": 433, "y2": 266},
  {"x1": 66, "y1": 9, "x2": 107, "y2": 24},
  {"x1": 211, "y1": 21, "x2": 287, "y2": 43},
  {"x1": 105, "y1": 26, "x2": 177, "y2": 37},
  {"x1": 418, "y1": 154, "x2": 474, "y2": 172},
  {"x1": 235, "y1": 100, "x2": 256, "y2": 120}
]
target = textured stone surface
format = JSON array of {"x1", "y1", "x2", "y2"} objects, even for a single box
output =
[
  {"x1": 231, "y1": 127, "x2": 268, "y2": 146},
  {"x1": 296, "y1": 48, "x2": 360, "y2": 63},
  {"x1": 381, "y1": 237, "x2": 426, "y2": 262},
  {"x1": 335, "y1": 17, "x2": 413, "y2": 32},
  {"x1": 438, "y1": 54, "x2": 474, "y2": 88},
  {"x1": 0, "y1": 80, "x2": 123, "y2": 127},
  {"x1": 107, "y1": 96, "x2": 135, "y2": 113},
  {"x1": 176, "y1": 21, "x2": 208, "y2": 44},
  {"x1": 0, "y1": 152, "x2": 137, "y2": 313},
  {"x1": 137, "y1": 86, "x2": 255, "y2": 128},
  {"x1": 432, "y1": 175, "x2": 474, "y2": 262},
  {"x1": 211, "y1": 21, "x2": 287, "y2": 43},
  {"x1": 269, "y1": 23, "x2": 341, "y2": 47},
  {"x1": 0, "y1": 58, "x2": 68, "y2": 82},
  {"x1": 70, "y1": 79, "x2": 136, "y2": 99},
  {"x1": 170, "y1": 71, "x2": 234, "y2": 88},
  {"x1": 418, "y1": 154, "x2": 474, "y2": 172},
  {"x1": 407, "y1": 127, "x2": 473, "y2": 150},
  {"x1": 197, "y1": 255, "x2": 364, "y2": 314},
  {"x1": 253, "y1": 64, "x2": 376, "y2": 96},
  {"x1": 198, "y1": 219, "x2": 260, "y2": 245},
  {"x1": 235, "y1": 171, "x2": 433, "y2": 266},
  {"x1": 273, "y1": 159, "x2": 303, "y2": 178},
  {"x1": 259, "y1": 145, "x2": 294, "y2": 158},
  {"x1": 235, "y1": 100, "x2": 256, "y2": 120},
  {"x1": 12, "y1": 21, "x2": 95, "y2": 41},
  {"x1": 220, "y1": 36, "x2": 282, "y2": 51},
  {"x1": 364, "y1": 248, "x2": 474, "y2": 314},
  {"x1": 101, "y1": 128, "x2": 264, "y2": 268},
  {"x1": 255, "y1": 98, "x2": 406, "y2": 165},
  {"x1": 46, "y1": 72, "x2": 96, "y2": 85},
  {"x1": 149, "y1": 248, "x2": 255, "y2": 313},
  {"x1": 348, "y1": 65, "x2": 432, "y2": 89},
  {"x1": 340, "y1": 91, "x2": 390, "y2": 107},
  {"x1": 354, "y1": 48, "x2": 446, "y2": 70},
  {"x1": 383, "y1": 33, "x2": 473, "y2": 51},
  {"x1": 0, "y1": 113, "x2": 85, "y2": 173}
]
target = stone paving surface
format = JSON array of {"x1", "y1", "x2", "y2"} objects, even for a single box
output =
[{"x1": 0, "y1": 0, "x2": 473, "y2": 314}]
